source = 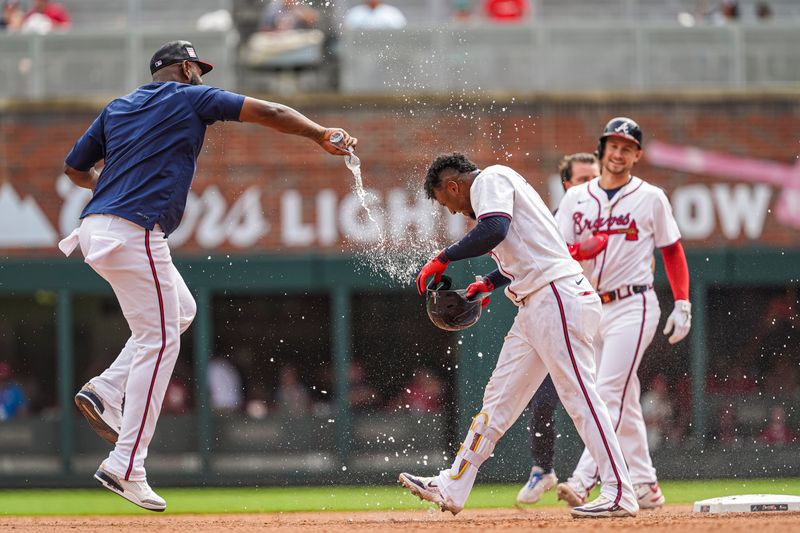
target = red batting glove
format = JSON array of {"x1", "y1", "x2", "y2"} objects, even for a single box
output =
[
  {"x1": 466, "y1": 276, "x2": 494, "y2": 308},
  {"x1": 569, "y1": 233, "x2": 609, "y2": 261},
  {"x1": 415, "y1": 251, "x2": 451, "y2": 295}
]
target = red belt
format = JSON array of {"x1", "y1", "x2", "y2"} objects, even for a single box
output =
[{"x1": 599, "y1": 284, "x2": 652, "y2": 304}]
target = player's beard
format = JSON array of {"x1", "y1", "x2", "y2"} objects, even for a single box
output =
[{"x1": 189, "y1": 73, "x2": 202, "y2": 85}]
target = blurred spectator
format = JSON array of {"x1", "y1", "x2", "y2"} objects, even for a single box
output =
[
  {"x1": 716, "y1": 405, "x2": 739, "y2": 446},
  {"x1": 243, "y1": 0, "x2": 324, "y2": 73},
  {"x1": 348, "y1": 359, "x2": 380, "y2": 410},
  {"x1": 453, "y1": 0, "x2": 474, "y2": 20},
  {"x1": 1, "y1": 0, "x2": 23, "y2": 31},
  {"x1": 755, "y1": 1, "x2": 772, "y2": 20},
  {"x1": 706, "y1": 361, "x2": 757, "y2": 394},
  {"x1": 392, "y1": 368, "x2": 443, "y2": 413},
  {"x1": 641, "y1": 374, "x2": 673, "y2": 451},
  {"x1": 245, "y1": 383, "x2": 270, "y2": 419},
  {"x1": 162, "y1": 376, "x2": 190, "y2": 415},
  {"x1": 343, "y1": 0, "x2": 407, "y2": 30},
  {"x1": 209, "y1": 356, "x2": 244, "y2": 411},
  {"x1": 672, "y1": 374, "x2": 693, "y2": 441},
  {"x1": 259, "y1": 0, "x2": 318, "y2": 32},
  {"x1": 759, "y1": 405, "x2": 796, "y2": 446},
  {"x1": 740, "y1": 290, "x2": 798, "y2": 388},
  {"x1": 275, "y1": 365, "x2": 311, "y2": 415},
  {"x1": 708, "y1": 0, "x2": 739, "y2": 25},
  {"x1": 0, "y1": 361, "x2": 28, "y2": 421},
  {"x1": 484, "y1": 0, "x2": 528, "y2": 22},
  {"x1": 21, "y1": 0, "x2": 70, "y2": 32}
]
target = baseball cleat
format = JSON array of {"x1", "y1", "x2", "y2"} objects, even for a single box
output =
[
  {"x1": 398, "y1": 472, "x2": 463, "y2": 515},
  {"x1": 571, "y1": 494, "x2": 637, "y2": 518},
  {"x1": 516, "y1": 466, "x2": 557, "y2": 505},
  {"x1": 94, "y1": 463, "x2": 166, "y2": 512},
  {"x1": 635, "y1": 481, "x2": 665, "y2": 509},
  {"x1": 75, "y1": 382, "x2": 122, "y2": 445},
  {"x1": 556, "y1": 478, "x2": 590, "y2": 507}
]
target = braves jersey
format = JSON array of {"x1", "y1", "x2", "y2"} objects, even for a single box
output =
[
  {"x1": 470, "y1": 165, "x2": 582, "y2": 304},
  {"x1": 555, "y1": 176, "x2": 681, "y2": 293},
  {"x1": 66, "y1": 82, "x2": 245, "y2": 236}
]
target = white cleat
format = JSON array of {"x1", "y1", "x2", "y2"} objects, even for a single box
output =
[
  {"x1": 571, "y1": 494, "x2": 637, "y2": 518},
  {"x1": 398, "y1": 472, "x2": 463, "y2": 515},
  {"x1": 94, "y1": 463, "x2": 166, "y2": 512},
  {"x1": 635, "y1": 481, "x2": 665, "y2": 509},
  {"x1": 516, "y1": 466, "x2": 558, "y2": 505},
  {"x1": 74, "y1": 382, "x2": 122, "y2": 445},
  {"x1": 556, "y1": 478, "x2": 590, "y2": 507}
]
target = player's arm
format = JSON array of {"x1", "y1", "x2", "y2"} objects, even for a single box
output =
[
  {"x1": 63, "y1": 112, "x2": 105, "y2": 191},
  {"x1": 568, "y1": 234, "x2": 608, "y2": 261},
  {"x1": 661, "y1": 240, "x2": 689, "y2": 301},
  {"x1": 661, "y1": 240, "x2": 691, "y2": 344},
  {"x1": 239, "y1": 97, "x2": 356, "y2": 156},
  {"x1": 64, "y1": 165, "x2": 101, "y2": 191},
  {"x1": 414, "y1": 215, "x2": 510, "y2": 295},
  {"x1": 653, "y1": 189, "x2": 691, "y2": 344},
  {"x1": 555, "y1": 187, "x2": 607, "y2": 261}
]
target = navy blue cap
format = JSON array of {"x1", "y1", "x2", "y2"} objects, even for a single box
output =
[{"x1": 150, "y1": 40, "x2": 213, "y2": 75}]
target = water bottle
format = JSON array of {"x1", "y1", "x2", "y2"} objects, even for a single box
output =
[{"x1": 329, "y1": 131, "x2": 360, "y2": 172}]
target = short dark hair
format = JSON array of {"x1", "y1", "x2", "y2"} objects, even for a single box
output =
[
  {"x1": 559, "y1": 152, "x2": 598, "y2": 182},
  {"x1": 424, "y1": 153, "x2": 478, "y2": 199}
]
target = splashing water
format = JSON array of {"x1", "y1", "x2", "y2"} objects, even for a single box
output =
[
  {"x1": 343, "y1": 150, "x2": 382, "y2": 237},
  {"x1": 332, "y1": 137, "x2": 442, "y2": 284}
]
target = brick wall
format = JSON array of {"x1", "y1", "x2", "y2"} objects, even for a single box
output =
[{"x1": 1, "y1": 94, "x2": 798, "y2": 256}]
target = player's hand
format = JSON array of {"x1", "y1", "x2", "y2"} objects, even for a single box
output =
[
  {"x1": 321, "y1": 128, "x2": 357, "y2": 156},
  {"x1": 663, "y1": 299, "x2": 691, "y2": 344},
  {"x1": 415, "y1": 251, "x2": 450, "y2": 295},
  {"x1": 466, "y1": 276, "x2": 494, "y2": 308}
]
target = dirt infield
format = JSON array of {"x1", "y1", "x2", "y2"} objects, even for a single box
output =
[{"x1": 4, "y1": 506, "x2": 800, "y2": 533}]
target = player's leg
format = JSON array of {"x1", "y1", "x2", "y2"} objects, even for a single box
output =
[
  {"x1": 516, "y1": 374, "x2": 559, "y2": 504},
  {"x1": 76, "y1": 232, "x2": 196, "y2": 447},
  {"x1": 80, "y1": 218, "x2": 181, "y2": 510},
  {"x1": 400, "y1": 312, "x2": 549, "y2": 514},
  {"x1": 568, "y1": 293, "x2": 660, "y2": 499},
  {"x1": 611, "y1": 291, "x2": 663, "y2": 506},
  {"x1": 532, "y1": 278, "x2": 637, "y2": 516}
]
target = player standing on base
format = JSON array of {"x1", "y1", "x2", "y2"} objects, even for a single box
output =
[
  {"x1": 399, "y1": 153, "x2": 639, "y2": 518},
  {"x1": 59, "y1": 40, "x2": 356, "y2": 512},
  {"x1": 554, "y1": 117, "x2": 691, "y2": 510},
  {"x1": 516, "y1": 153, "x2": 604, "y2": 505}
]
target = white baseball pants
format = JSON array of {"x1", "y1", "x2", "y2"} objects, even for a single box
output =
[
  {"x1": 76, "y1": 214, "x2": 195, "y2": 481},
  {"x1": 569, "y1": 290, "x2": 661, "y2": 490},
  {"x1": 435, "y1": 276, "x2": 638, "y2": 513}
]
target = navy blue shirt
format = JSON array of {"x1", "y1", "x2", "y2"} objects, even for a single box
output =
[{"x1": 66, "y1": 82, "x2": 245, "y2": 236}]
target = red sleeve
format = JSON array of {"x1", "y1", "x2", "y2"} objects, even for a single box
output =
[{"x1": 661, "y1": 240, "x2": 689, "y2": 301}]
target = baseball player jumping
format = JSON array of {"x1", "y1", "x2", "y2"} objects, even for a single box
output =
[
  {"x1": 399, "y1": 153, "x2": 639, "y2": 518},
  {"x1": 60, "y1": 40, "x2": 356, "y2": 511},
  {"x1": 516, "y1": 153, "x2": 603, "y2": 505},
  {"x1": 554, "y1": 117, "x2": 691, "y2": 510}
]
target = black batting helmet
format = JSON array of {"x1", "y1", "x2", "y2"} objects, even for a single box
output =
[
  {"x1": 426, "y1": 276, "x2": 487, "y2": 331},
  {"x1": 597, "y1": 117, "x2": 643, "y2": 161}
]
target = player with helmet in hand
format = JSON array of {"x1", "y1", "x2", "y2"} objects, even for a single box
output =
[
  {"x1": 516, "y1": 152, "x2": 604, "y2": 506},
  {"x1": 61, "y1": 40, "x2": 356, "y2": 512},
  {"x1": 554, "y1": 117, "x2": 691, "y2": 511},
  {"x1": 402, "y1": 153, "x2": 639, "y2": 518}
]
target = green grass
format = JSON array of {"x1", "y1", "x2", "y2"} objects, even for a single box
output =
[{"x1": 2, "y1": 479, "x2": 800, "y2": 516}]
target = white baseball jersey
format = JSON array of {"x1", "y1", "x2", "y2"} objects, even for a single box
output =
[
  {"x1": 555, "y1": 176, "x2": 680, "y2": 293},
  {"x1": 470, "y1": 165, "x2": 583, "y2": 303}
]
